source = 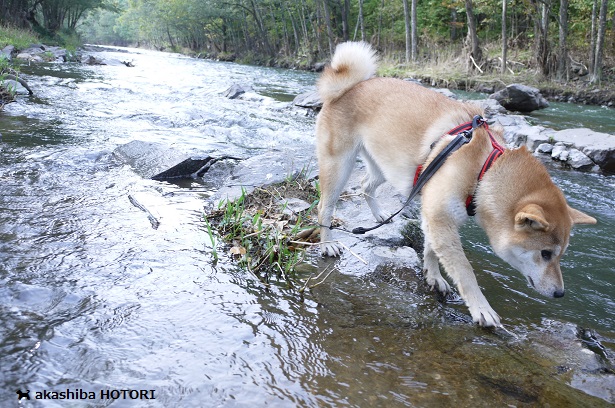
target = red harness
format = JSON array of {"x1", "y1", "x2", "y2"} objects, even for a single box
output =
[{"x1": 413, "y1": 119, "x2": 505, "y2": 216}]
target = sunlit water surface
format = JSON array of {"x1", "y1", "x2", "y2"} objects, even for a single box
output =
[{"x1": 0, "y1": 46, "x2": 613, "y2": 407}]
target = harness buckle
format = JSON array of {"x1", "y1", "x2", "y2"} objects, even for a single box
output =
[{"x1": 472, "y1": 115, "x2": 486, "y2": 130}]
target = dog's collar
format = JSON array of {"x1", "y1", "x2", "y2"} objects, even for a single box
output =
[{"x1": 413, "y1": 116, "x2": 505, "y2": 216}]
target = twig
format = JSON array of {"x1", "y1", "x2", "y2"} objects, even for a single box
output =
[
  {"x1": 469, "y1": 55, "x2": 484, "y2": 73},
  {"x1": 337, "y1": 241, "x2": 368, "y2": 264},
  {"x1": 289, "y1": 239, "x2": 367, "y2": 264},
  {"x1": 299, "y1": 263, "x2": 335, "y2": 294},
  {"x1": 128, "y1": 195, "x2": 160, "y2": 229},
  {"x1": 308, "y1": 266, "x2": 336, "y2": 289}
]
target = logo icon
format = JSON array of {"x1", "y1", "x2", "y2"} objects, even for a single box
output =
[{"x1": 16, "y1": 389, "x2": 31, "y2": 400}]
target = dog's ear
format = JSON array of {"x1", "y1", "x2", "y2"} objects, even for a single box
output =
[
  {"x1": 515, "y1": 204, "x2": 549, "y2": 231},
  {"x1": 568, "y1": 206, "x2": 597, "y2": 225}
]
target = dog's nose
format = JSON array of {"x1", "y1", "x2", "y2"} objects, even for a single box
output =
[{"x1": 553, "y1": 289, "x2": 565, "y2": 298}]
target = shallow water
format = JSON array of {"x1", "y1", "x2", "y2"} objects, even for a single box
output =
[{"x1": 1, "y1": 46, "x2": 614, "y2": 407}]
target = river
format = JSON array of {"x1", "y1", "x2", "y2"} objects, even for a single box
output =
[{"x1": 1, "y1": 46, "x2": 614, "y2": 407}]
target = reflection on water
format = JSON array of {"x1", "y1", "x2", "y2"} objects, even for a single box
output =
[{"x1": 1, "y1": 46, "x2": 613, "y2": 407}]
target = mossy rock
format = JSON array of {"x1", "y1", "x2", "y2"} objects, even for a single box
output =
[{"x1": 400, "y1": 219, "x2": 424, "y2": 255}]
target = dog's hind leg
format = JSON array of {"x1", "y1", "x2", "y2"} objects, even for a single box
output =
[
  {"x1": 360, "y1": 151, "x2": 391, "y2": 223},
  {"x1": 318, "y1": 148, "x2": 358, "y2": 256}
]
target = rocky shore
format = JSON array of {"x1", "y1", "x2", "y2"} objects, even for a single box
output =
[{"x1": 293, "y1": 83, "x2": 615, "y2": 173}]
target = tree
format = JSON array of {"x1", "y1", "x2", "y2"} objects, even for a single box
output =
[
  {"x1": 501, "y1": 0, "x2": 507, "y2": 75},
  {"x1": 411, "y1": 0, "x2": 417, "y2": 61},
  {"x1": 556, "y1": 0, "x2": 568, "y2": 81},
  {"x1": 532, "y1": 0, "x2": 551, "y2": 76},
  {"x1": 402, "y1": 0, "x2": 411, "y2": 63},
  {"x1": 465, "y1": 0, "x2": 482, "y2": 71},
  {"x1": 355, "y1": 0, "x2": 365, "y2": 41},
  {"x1": 591, "y1": 0, "x2": 609, "y2": 83},
  {"x1": 589, "y1": 0, "x2": 598, "y2": 73}
]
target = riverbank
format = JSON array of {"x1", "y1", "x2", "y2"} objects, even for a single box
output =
[
  {"x1": 192, "y1": 46, "x2": 615, "y2": 108},
  {"x1": 2, "y1": 23, "x2": 613, "y2": 108}
]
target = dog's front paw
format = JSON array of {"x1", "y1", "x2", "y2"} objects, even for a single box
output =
[
  {"x1": 468, "y1": 303, "x2": 501, "y2": 327},
  {"x1": 373, "y1": 209, "x2": 392, "y2": 224},
  {"x1": 320, "y1": 241, "x2": 343, "y2": 257},
  {"x1": 426, "y1": 274, "x2": 451, "y2": 294}
]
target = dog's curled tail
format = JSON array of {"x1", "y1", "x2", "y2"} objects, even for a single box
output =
[{"x1": 317, "y1": 41, "x2": 377, "y2": 104}]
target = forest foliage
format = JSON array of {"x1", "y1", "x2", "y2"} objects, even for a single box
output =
[{"x1": 1, "y1": 0, "x2": 614, "y2": 83}]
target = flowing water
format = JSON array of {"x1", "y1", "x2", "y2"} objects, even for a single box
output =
[{"x1": 1, "y1": 46, "x2": 614, "y2": 407}]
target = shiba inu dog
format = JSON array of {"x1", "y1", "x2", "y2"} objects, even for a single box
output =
[{"x1": 315, "y1": 42, "x2": 596, "y2": 327}]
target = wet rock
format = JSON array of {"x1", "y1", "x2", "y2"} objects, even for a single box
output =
[
  {"x1": 536, "y1": 143, "x2": 554, "y2": 153},
  {"x1": 372, "y1": 246, "x2": 420, "y2": 270},
  {"x1": 152, "y1": 156, "x2": 242, "y2": 180},
  {"x1": 15, "y1": 52, "x2": 43, "y2": 62},
  {"x1": 433, "y1": 88, "x2": 457, "y2": 99},
  {"x1": 213, "y1": 147, "x2": 317, "y2": 202},
  {"x1": 567, "y1": 148, "x2": 595, "y2": 170},
  {"x1": 312, "y1": 62, "x2": 326, "y2": 72},
  {"x1": 467, "y1": 98, "x2": 507, "y2": 117},
  {"x1": 490, "y1": 84, "x2": 549, "y2": 112},
  {"x1": 529, "y1": 320, "x2": 615, "y2": 404},
  {"x1": 551, "y1": 142, "x2": 569, "y2": 160},
  {"x1": 82, "y1": 55, "x2": 102, "y2": 65},
  {"x1": 113, "y1": 140, "x2": 232, "y2": 179},
  {"x1": 277, "y1": 197, "x2": 313, "y2": 222},
  {"x1": 223, "y1": 84, "x2": 249, "y2": 99},
  {"x1": 293, "y1": 90, "x2": 322, "y2": 110},
  {"x1": 550, "y1": 128, "x2": 615, "y2": 172},
  {"x1": 1, "y1": 79, "x2": 31, "y2": 95},
  {"x1": 14, "y1": 44, "x2": 66, "y2": 62},
  {"x1": 82, "y1": 55, "x2": 126, "y2": 66},
  {"x1": 492, "y1": 114, "x2": 556, "y2": 149},
  {"x1": 400, "y1": 219, "x2": 424, "y2": 254},
  {"x1": 1, "y1": 45, "x2": 14, "y2": 61}
]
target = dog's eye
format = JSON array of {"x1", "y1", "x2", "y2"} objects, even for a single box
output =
[{"x1": 541, "y1": 250, "x2": 552, "y2": 261}]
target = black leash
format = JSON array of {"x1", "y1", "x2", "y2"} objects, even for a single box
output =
[{"x1": 351, "y1": 131, "x2": 472, "y2": 234}]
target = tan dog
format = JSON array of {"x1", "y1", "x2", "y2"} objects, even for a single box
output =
[{"x1": 316, "y1": 42, "x2": 597, "y2": 327}]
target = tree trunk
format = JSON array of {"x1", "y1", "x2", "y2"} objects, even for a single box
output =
[
  {"x1": 533, "y1": 0, "x2": 551, "y2": 76},
  {"x1": 284, "y1": 2, "x2": 300, "y2": 52},
  {"x1": 322, "y1": 0, "x2": 335, "y2": 56},
  {"x1": 591, "y1": 0, "x2": 608, "y2": 83},
  {"x1": 249, "y1": 0, "x2": 273, "y2": 56},
  {"x1": 465, "y1": 0, "x2": 482, "y2": 70},
  {"x1": 358, "y1": 0, "x2": 365, "y2": 41},
  {"x1": 402, "y1": 0, "x2": 411, "y2": 63},
  {"x1": 556, "y1": 0, "x2": 568, "y2": 81},
  {"x1": 340, "y1": 0, "x2": 350, "y2": 41},
  {"x1": 411, "y1": 0, "x2": 418, "y2": 61},
  {"x1": 501, "y1": 0, "x2": 507, "y2": 75},
  {"x1": 589, "y1": 0, "x2": 597, "y2": 73},
  {"x1": 166, "y1": 25, "x2": 175, "y2": 49}
]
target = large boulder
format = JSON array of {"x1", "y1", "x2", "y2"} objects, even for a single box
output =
[
  {"x1": 489, "y1": 84, "x2": 550, "y2": 112},
  {"x1": 550, "y1": 128, "x2": 615, "y2": 172},
  {"x1": 293, "y1": 90, "x2": 322, "y2": 110},
  {"x1": 223, "y1": 84, "x2": 249, "y2": 99}
]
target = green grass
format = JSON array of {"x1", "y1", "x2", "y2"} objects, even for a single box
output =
[
  {"x1": 204, "y1": 174, "x2": 320, "y2": 289},
  {"x1": 0, "y1": 25, "x2": 41, "y2": 49}
]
